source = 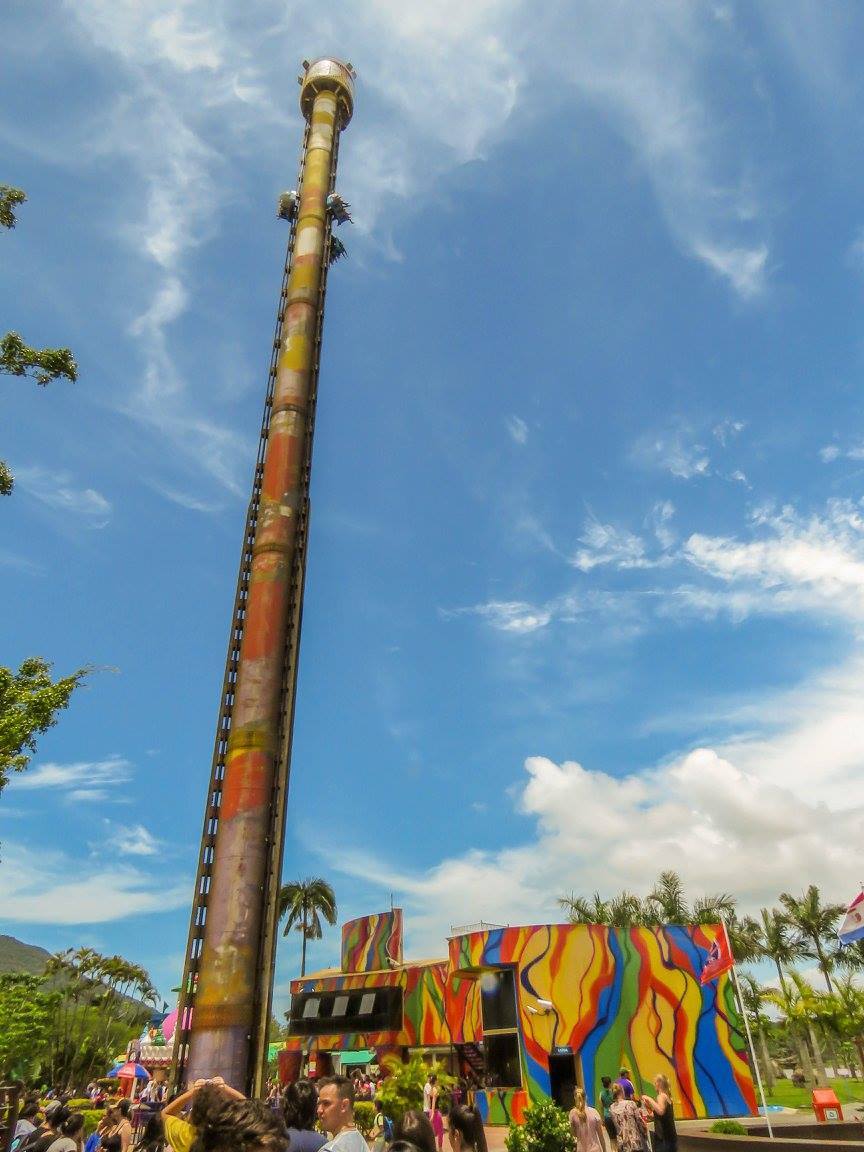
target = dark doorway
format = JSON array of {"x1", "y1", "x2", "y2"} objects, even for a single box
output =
[{"x1": 548, "y1": 1053, "x2": 578, "y2": 1109}]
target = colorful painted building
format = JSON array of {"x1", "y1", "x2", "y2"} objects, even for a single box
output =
[{"x1": 282, "y1": 910, "x2": 756, "y2": 1124}]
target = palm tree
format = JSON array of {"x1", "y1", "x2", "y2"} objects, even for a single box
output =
[
  {"x1": 760, "y1": 908, "x2": 799, "y2": 995},
  {"x1": 779, "y1": 886, "x2": 845, "y2": 994},
  {"x1": 646, "y1": 871, "x2": 690, "y2": 924},
  {"x1": 738, "y1": 973, "x2": 775, "y2": 1092},
  {"x1": 726, "y1": 914, "x2": 763, "y2": 965},
  {"x1": 558, "y1": 892, "x2": 610, "y2": 924},
  {"x1": 278, "y1": 877, "x2": 337, "y2": 976},
  {"x1": 762, "y1": 973, "x2": 822, "y2": 1087}
]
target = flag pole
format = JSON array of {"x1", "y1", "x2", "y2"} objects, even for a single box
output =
[{"x1": 721, "y1": 920, "x2": 774, "y2": 1140}]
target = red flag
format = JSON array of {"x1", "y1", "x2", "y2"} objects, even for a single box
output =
[{"x1": 700, "y1": 923, "x2": 734, "y2": 984}]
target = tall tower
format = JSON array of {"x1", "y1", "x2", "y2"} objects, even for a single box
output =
[{"x1": 171, "y1": 58, "x2": 355, "y2": 1095}]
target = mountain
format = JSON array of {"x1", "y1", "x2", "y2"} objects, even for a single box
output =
[{"x1": 0, "y1": 934, "x2": 51, "y2": 975}]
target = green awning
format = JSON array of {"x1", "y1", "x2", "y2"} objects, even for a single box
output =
[{"x1": 339, "y1": 1050, "x2": 373, "y2": 1065}]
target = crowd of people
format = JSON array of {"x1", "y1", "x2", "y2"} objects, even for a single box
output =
[
  {"x1": 8, "y1": 1072, "x2": 490, "y2": 1152},
  {"x1": 569, "y1": 1067, "x2": 677, "y2": 1152},
  {"x1": 10, "y1": 1061, "x2": 677, "y2": 1152}
]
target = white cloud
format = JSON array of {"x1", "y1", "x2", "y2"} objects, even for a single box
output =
[
  {"x1": 102, "y1": 823, "x2": 162, "y2": 856},
  {"x1": 692, "y1": 241, "x2": 768, "y2": 298},
  {"x1": 713, "y1": 419, "x2": 745, "y2": 446},
  {"x1": 0, "y1": 840, "x2": 188, "y2": 924},
  {"x1": 820, "y1": 445, "x2": 841, "y2": 462},
  {"x1": 14, "y1": 467, "x2": 112, "y2": 528},
  {"x1": 681, "y1": 499, "x2": 864, "y2": 623},
  {"x1": 12, "y1": 756, "x2": 132, "y2": 798},
  {"x1": 327, "y1": 748, "x2": 862, "y2": 956},
  {"x1": 570, "y1": 519, "x2": 648, "y2": 571},
  {"x1": 506, "y1": 416, "x2": 528, "y2": 445},
  {"x1": 631, "y1": 424, "x2": 711, "y2": 480},
  {"x1": 442, "y1": 600, "x2": 553, "y2": 634}
]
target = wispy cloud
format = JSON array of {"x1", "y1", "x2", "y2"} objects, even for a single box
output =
[
  {"x1": 101, "y1": 823, "x2": 162, "y2": 857},
  {"x1": 631, "y1": 422, "x2": 712, "y2": 480},
  {"x1": 14, "y1": 467, "x2": 112, "y2": 528},
  {"x1": 571, "y1": 518, "x2": 651, "y2": 572},
  {"x1": 506, "y1": 415, "x2": 528, "y2": 445},
  {"x1": 0, "y1": 839, "x2": 188, "y2": 924},
  {"x1": 441, "y1": 600, "x2": 553, "y2": 635},
  {"x1": 13, "y1": 756, "x2": 132, "y2": 803}
]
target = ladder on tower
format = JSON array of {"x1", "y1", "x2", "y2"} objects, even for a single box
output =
[{"x1": 171, "y1": 118, "x2": 344, "y2": 1094}]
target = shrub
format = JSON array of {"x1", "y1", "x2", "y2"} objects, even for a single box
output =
[
  {"x1": 65, "y1": 1099, "x2": 92, "y2": 1111},
  {"x1": 506, "y1": 1098, "x2": 575, "y2": 1152},
  {"x1": 80, "y1": 1110, "x2": 104, "y2": 1137},
  {"x1": 710, "y1": 1120, "x2": 747, "y2": 1135},
  {"x1": 376, "y1": 1054, "x2": 454, "y2": 1129},
  {"x1": 353, "y1": 1102, "x2": 376, "y2": 1137}
]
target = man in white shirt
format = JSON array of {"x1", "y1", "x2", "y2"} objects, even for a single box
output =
[{"x1": 316, "y1": 1077, "x2": 368, "y2": 1152}]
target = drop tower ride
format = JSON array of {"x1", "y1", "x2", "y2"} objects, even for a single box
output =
[{"x1": 171, "y1": 58, "x2": 355, "y2": 1095}]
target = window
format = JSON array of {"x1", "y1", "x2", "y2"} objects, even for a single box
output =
[
  {"x1": 485, "y1": 1033, "x2": 522, "y2": 1088},
  {"x1": 480, "y1": 969, "x2": 518, "y2": 1032},
  {"x1": 289, "y1": 987, "x2": 403, "y2": 1036}
]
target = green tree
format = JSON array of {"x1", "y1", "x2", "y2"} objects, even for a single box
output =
[
  {"x1": 0, "y1": 658, "x2": 88, "y2": 798},
  {"x1": 762, "y1": 972, "x2": 824, "y2": 1087},
  {"x1": 0, "y1": 971, "x2": 58, "y2": 1079},
  {"x1": 1, "y1": 183, "x2": 78, "y2": 495},
  {"x1": 759, "y1": 908, "x2": 799, "y2": 996},
  {"x1": 277, "y1": 877, "x2": 337, "y2": 977},
  {"x1": 779, "y1": 886, "x2": 846, "y2": 994},
  {"x1": 506, "y1": 1097, "x2": 575, "y2": 1152},
  {"x1": 0, "y1": 186, "x2": 26, "y2": 229},
  {"x1": 737, "y1": 973, "x2": 775, "y2": 1092},
  {"x1": 42, "y1": 947, "x2": 157, "y2": 1085}
]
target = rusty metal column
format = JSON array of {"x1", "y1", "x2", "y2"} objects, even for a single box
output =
[{"x1": 184, "y1": 58, "x2": 354, "y2": 1091}]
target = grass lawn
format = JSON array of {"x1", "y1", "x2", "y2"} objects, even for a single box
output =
[{"x1": 764, "y1": 1077, "x2": 864, "y2": 1109}]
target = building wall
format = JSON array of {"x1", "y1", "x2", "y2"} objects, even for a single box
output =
[
  {"x1": 284, "y1": 920, "x2": 756, "y2": 1124},
  {"x1": 450, "y1": 924, "x2": 756, "y2": 1121}
]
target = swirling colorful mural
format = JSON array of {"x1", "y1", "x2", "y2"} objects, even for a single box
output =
[
  {"x1": 341, "y1": 910, "x2": 404, "y2": 972},
  {"x1": 284, "y1": 916, "x2": 755, "y2": 1124}
]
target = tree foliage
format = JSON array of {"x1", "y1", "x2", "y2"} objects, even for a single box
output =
[
  {"x1": 1, "y1": 332, "x2": 78, "y2": 387},
  {"x1": 0, "y1": 971, "x2": 58, "y2": 1079},
  {"x1": 2, "y1": 181, "x2": 78, "y2": 495},
  {"x1": 41, "y1": 947, "x2": 158, "y2": 1085},
  {"x1": 277, "y1": 877, "x2": 337, "y2": 977},
  {"x1": 0, "y1": 657, "x2": 88, "y2": 796},
  {"x1": 506, "y1": 1097, "x2": 575, "y2": 1152},
  {"x1": 0, "y1": 185, "x2": 26, "y2": 230}
]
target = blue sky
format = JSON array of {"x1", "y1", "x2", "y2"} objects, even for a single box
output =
[{"x1": 2, "y1": 1, "x2": 864, "y2": 1012}]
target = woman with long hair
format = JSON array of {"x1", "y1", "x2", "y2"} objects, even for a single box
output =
[
  {"x1": 281, "y1": 1080, "x2": 325, "y2": 1152},
  {"x1": 46, "y1": 1114, "x2": 85, "y2": 1152},
  {"x1": 393, "y1": 1110, "x2": 436, "y2": 1152},
  {"x1": 568, "y1": 1089, "x2": 606, "y2": 1152},
  {"x1": 640, "y1": 1076, "x2": 676, "y2": 1152},
  {"x1": 609, "y1": 1084, "x2": 648, "y2": 1152},
  {"x1": 446, "y1": 1105, "x2": 487, "y2": 1152}
]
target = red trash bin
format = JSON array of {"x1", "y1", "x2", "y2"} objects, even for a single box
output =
[{"x1": 812, "y1": 1089, "x2": 843, "y2": 1122}]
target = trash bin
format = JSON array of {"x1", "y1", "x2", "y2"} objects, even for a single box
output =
[{"x1": 812, "y1": 1089, "x2": 844, "y2": 1122}]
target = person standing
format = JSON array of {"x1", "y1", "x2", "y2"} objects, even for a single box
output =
[
  {"x1": 641, "y1": 1076, "x2": 677, "y2": 1152},
  {"x1": 609, "y1": 1085, "x2": 648, "y2": 1152},
  {"x1": 315, "y1": 1078, "x2": 367, "y2": 1152},
  {"x1": 568, "y1": 1089, "x2": 607, "y2": 1152},
  {"x1": 282, "y1": 1080, "x2": 326, "y2": 1152},
  {"x1": 615, "y1": 1070, "x2": 635, "y2": 1102},
  {"x1": 422, "y1": 1074, "x2": 444, "y2": 1152},
  {"x1": 598, "y1": 1078, "x2": 616, "y2": 1145}
]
